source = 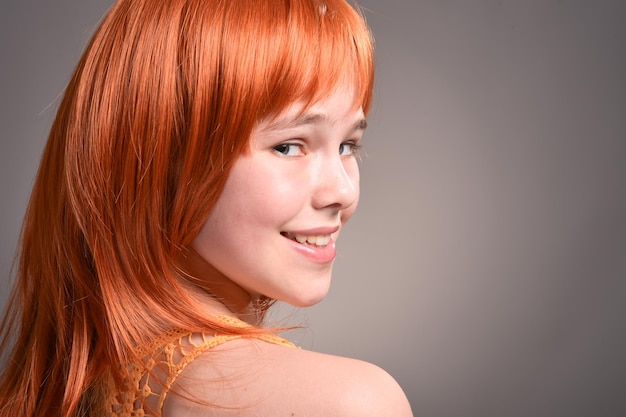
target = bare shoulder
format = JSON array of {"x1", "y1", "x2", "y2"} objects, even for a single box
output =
[{"x1": 163, "y1": 336, "x2": 413, "y2": 417}]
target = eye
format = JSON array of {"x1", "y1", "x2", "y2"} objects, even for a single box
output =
[
  {"x1": 339, "y1": 141, "x2": 361, "y2": 157},
  {"x1": 273, "y1": 143, "x2": 304, "y2": 156}
]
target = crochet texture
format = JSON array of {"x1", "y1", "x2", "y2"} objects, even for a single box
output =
[{"x1": 103, "y1": 316, "x2": 295, "y2": 417}]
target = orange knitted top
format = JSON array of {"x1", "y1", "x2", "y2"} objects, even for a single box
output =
[{"x1": 102, "y1": 316, "x2": 295, "y2": 417}]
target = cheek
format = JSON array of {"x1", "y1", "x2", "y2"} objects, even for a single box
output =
[{"x1": 216, "y1": 158, "x2": 308, "y2": 227}]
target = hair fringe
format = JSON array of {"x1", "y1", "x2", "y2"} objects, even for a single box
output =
[{"x1": 0, "y1": 0, "x2": 374, "y2": 415}]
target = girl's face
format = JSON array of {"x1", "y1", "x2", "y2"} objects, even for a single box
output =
[{"x1": 192, "y1": 87, "x2": 366, "y2": 307}]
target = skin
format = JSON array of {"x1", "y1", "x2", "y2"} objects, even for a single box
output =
[
  {"x1": 174, "y1": 87, "x2": 414, "y2": 416},
  {"x1": 192, "y1": 86, "x2": 365, "y2": 309},
  {"x1": 164, "y1": 338, "x2": 414, "y2": 417}
]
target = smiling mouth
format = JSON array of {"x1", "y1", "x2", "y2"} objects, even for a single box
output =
[{"x1": 281, "y1": 232, "x2": 331, "y2": 248}]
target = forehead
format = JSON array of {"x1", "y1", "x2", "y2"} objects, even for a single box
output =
[{"x1": 259, "y1": 86, "x2": 366, "y2": 132}]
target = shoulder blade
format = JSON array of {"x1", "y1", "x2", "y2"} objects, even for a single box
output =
[{"x1": 163, "y1": 337, "x2": 413, "y2": 416}]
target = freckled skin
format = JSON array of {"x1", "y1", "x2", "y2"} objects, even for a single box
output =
[
  {"x1": 192, "y1": 87, "x2": 366, "y2": 307},
  {"x1": 169, "y1": 89, "x2": 414, "y2": 417}
]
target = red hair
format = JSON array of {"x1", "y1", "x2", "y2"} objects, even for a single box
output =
[{"x1": 0, "y1": 0, "x2": 374, "y2": 415}]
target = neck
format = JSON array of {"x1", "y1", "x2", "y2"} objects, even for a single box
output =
[{"x1": 177, "y1": 246, "x2": 261, "y2": 324}]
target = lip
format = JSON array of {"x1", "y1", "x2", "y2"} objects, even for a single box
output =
[
  {"x1": 283, "y1": 225, "x2": 340, "y2": 235},
  {"x1": 283, "y1": 236, "x2": 337, "y2": 263},
  {"x1": 280, "y1": 225, "x2": 340, "y2": 263}
]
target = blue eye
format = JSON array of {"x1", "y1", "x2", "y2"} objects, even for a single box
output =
[
  {"x1": 273, "y1": 143, "x2": 303, "y2": 156},
  {"x1": 339, "y1": 142, "x2": 361, "y2": 156}
]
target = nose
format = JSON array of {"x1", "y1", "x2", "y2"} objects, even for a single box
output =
[{"x1": 311, "y1": 154, "x2": 359, "y2": 212}]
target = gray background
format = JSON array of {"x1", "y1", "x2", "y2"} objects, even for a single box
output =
[{"x1": 1, "y1": 1, "x2": 625, "y2": 416}]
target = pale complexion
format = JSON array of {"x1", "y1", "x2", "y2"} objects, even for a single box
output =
[
  {"x1": 192, "y1": 86, "x2": 365, "y2": 309},
  {"x1": 164, "y1": 337, "x2": 414, "y2": 416},
  {"x1": 172, "y1": 88, "x2": 414, "y2": 416}
]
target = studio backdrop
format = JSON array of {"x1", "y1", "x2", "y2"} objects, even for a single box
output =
[{"x1": 1, "y1": 1, "x2": 625, "y2": 416}]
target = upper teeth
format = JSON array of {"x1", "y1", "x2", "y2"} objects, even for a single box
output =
[{"x1": 286, "y1": 233, "x2": 331, "y2": 247}]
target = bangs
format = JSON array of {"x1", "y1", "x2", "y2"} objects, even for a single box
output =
[{"x1": 218, "y1": 0, "x2": 374, "y2": 124}]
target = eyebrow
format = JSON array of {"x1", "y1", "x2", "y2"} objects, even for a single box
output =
[{"x1": 265, "y1": 112, "x2": 368, "y2": 132}]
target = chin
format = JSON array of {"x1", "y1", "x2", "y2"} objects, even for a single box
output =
[
  {"x1": 281, "y1": 281, "x2": 332, "y2": 308},
  {"x1": 288, "y1": 294, "x2": 327, "y2": 308}
]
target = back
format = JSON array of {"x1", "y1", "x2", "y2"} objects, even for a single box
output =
[{"x1": 163, "y1": 337, "x2": 413, "y2": 417}]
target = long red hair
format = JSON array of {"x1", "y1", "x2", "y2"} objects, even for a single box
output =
[{"x1": 0, "y1": 0, "x2": 374, "y2": 415}]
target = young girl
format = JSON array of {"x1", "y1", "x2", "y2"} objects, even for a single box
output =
[{"x1": 0, "y1": 0, "x2": 412, "y2": 416}]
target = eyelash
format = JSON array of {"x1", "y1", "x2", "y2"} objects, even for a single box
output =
[
  {"x1": 272, "y1": 143, "x2": 303, "y2": 156},
  {"x1": 339, "y1": 142, "x2": 361, "y2": 157},
  {"x1": 272, "y1": 142, "x2": 362, "y2": 157}
]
